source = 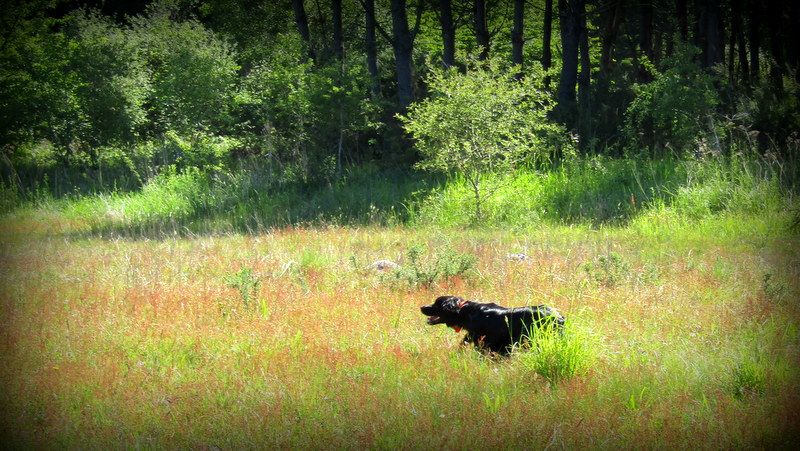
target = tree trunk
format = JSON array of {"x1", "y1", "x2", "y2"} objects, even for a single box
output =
[
  {"x1": 748, "y1": 0, "x2": 760, "y2": 82},
  {"x1": 391, "y1": 0, "x2": 415, "y2": 109},
  {"x1": 474, "y1": 0, "x2": 490, "y2": 60},
  {"x1": 731, "y1": 0, "x2": 749, "y2": 86},
  {"x1": 640, "y1": 0, "x2": 653, "y2": 60},
  {"x1": 766, "y1": 0, "x2": 785, "y2": 92},
  {"x1": 654, "y1": 30, "x2": 663, "y2": 63},
  {"x1": 332, "y1": 0, "x2": 343, "y2": 61},
  {"x1": 676, "y1": 0, "x2": 688, "y2": 41},
  {"x1": 791, "y1": 2, "x2": 800, "y2": 84},
  {"x1": 292, "y1": 0, "x2": 315, "y2": 62},
  {"x1": 693, "y1": 0, "x2": 705, "y2": 56},
  {"x1": 364, "y1": 0, "x2": 381, "y2": 97},
  {"x1": 557, "y1": 0, "x2": 582, "y2": 121},
  {"x1": 700, "y1": 0, "x2": 724, "y2": 68},
  {"x1": 542, "y1": 0, "x2": 554, "y2": 88},
  {"x1": 439, "y1": 0, "x2": 456, "y2": 68},
  {"x1": 511, "y1": 0, "x2": 524, "y2": 68},
  {"x1": 600, "y1": 0, "x2": 623, "y2": 78},
  {"x1": 639, "y1": 0, "x2": 654, "y2": 81},
  {"x1": 578, "y1": 2, "x2": 591, "y2": 145}
]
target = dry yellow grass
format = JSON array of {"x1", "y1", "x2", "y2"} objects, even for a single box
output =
[{"x1": 1, "y1": 217, "x2": 799, "y2": 448}]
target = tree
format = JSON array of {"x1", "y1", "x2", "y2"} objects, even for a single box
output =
[
  {"x1": 676, "y1": 0, "x2": 687, "y2": 41},
  {"x1": 511, "y1": 0, "x2": 524, "y2": 69},
  {"x1": 577, "y1": 0, "x2": 590, "y2": 142},
  {"x1": 362, "y1": 0, "x2": 381, "y2": 97},
  {"x1": 390, "y1": 0, "x2": 424, "y2": 109},
  {"x1": 556, "y1": 0, "x2": 584, "y2": 123},
  {"x1": 474, "y1": 0, "x2": 490, "y2": 60},
  {"x1": 730, "y1": 0, "x2": 748, "y2": 86},
  {"x1": 292, "y1": 0, "x2": 315, "y2": 62},
  {"x1": 400, "y1": 57, "x2": 558, "y2": 222},
  {"x1": 748, "y1": 0, "x2": 760, "y2": 82},
  {"x1": 639, "y1": 0, "x2": 654, "y2": 81},
  {"x1": 439, "y1": 0, "x2": 456, "y2": 68},
  {"x1": 542, "y1": 0, "x2": 553, "y2": 87},
  {"x1": 766, "y1": 0, "x2": 785, "y2": 92},
  {"x1": 697, "y1": 0, "x2": 724, "y2": 68},
  {"x1": 331, "y1": 0, "x2": 343, "y2": 61},
  {"x1": 599, "y1": 0, "x2": 624, "y2": 78}
]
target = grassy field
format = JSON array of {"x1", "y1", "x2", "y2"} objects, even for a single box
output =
[
  {"x1": 1, "y1": 208, "x2": 799, "y2": 448},
  {"x1": 1, "y1": 156, "x2": 799, "y2": 448}
]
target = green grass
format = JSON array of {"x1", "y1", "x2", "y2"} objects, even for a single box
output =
[
  {"x1": 0, "y1": 154, "x2": 798, "y2": 447},
  {"x1": 5, "y1": 152, "x2": 789, "y2": 238},
  {"x1": 517, "y1": 318, "x2": 598, "y2": 385}
]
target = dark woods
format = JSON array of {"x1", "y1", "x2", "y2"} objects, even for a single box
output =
[{"x1": 1, "y1": 0, "x2": 798, "y2": 195}]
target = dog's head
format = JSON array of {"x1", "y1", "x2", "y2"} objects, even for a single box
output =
[{"x1": 420, "y1": 295, "x2": 468, "y2": 331}]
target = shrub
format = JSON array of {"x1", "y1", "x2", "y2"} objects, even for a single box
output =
[
  {"x1": 517, "y1": 321, "x2": 596, "y2": 385},
  {"x1": 224, "y1": 267, "x2": 261, "y2": 311},
  {"x1": 624, "y1": 43, "x2": 719, "y2": 155},
  {"x1": 401, "y1": 56, "x2": 561, "y2": 222},
  {"x1": 65, "y1": 11, "x2": 150, "y2": 150},
  {"x1": 129, "y1": 4, "x2": 239, "y2": 135},
  {"x1": 237, "y1": 32, "x2": 378, "y2": 184},
  {"x1": 383, "y1": 243, "x2": 476, "y2": 289},
  {"x1": 582, "y1": 251, "x2": 630, "y2": 287},
  {"x1": 0, "y1": 10, "x2": 148, "y2": 162}
]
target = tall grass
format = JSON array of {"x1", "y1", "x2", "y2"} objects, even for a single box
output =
[
  {"x1": 4, "y1": 152, "x2": 791, "y2": 238},
  {"x1": 410, "y1": 153, "x2": 791, "y2": 228},
  {"x1": 1, "y1": 217, "x2": 798, "y2": 447},
  {"x1": 516, "y1": 318, "x2": 598, "y2": 385}
]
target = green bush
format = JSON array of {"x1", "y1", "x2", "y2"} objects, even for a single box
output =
[
  {"x1": 237, "y1": 32, "x2": 377, "y2": 184},
  {"x1": 401, "y1": 56, "x2": 562, "y2": 222},
  {"x1": 624, "y1": 43, "x2": 719, "y2": 155},
  {"x1": 582, "y1": 251, "x2": 630, "y2": 287},
  {"x1": 383, "y1": 243, "x2": 476, "y2": 289},
  {"x1": 66, "y1": 11, "x2": 149, "y2": 150},
  {"x1": 517, "y1": 321, "x2": 596, "y2": 385},
  {"x1": 0, "y1": 10, "x2": 148, "y2": 162},
  {"x1": 129, "y1": 5, "x2": 239, "y2": 135},
  {"x1": 225, "y1": 267, "x2": 261, "y2": 310}
]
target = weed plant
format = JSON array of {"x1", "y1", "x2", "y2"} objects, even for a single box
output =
[
  {"x1": 516, "y1": 319, "x2": 597, "y2": 385},
  {"x1": 381, "y1": 243, "x2": 476, "y2": 289}
]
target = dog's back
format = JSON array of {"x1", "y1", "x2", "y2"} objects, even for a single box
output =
[{"x1": 466, "y1": 303, "x2": 565, "y2": 353}]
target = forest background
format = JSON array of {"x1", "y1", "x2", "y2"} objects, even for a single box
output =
[{"x1": 1, "y1": 0, "x2": 800, "y2": 448}]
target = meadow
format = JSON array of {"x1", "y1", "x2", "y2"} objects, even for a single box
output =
[{"x1": 1, "y1": 156, "x2": 799, "y2": 448}]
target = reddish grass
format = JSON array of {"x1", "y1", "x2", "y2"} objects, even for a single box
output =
[{"x1": 1, "y1": 221, "x2": 799, "y2": 448}]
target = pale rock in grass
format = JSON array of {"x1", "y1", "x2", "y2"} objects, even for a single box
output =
[
  {"x1": 368, "y1": 259, "x2": 399, "y2": 271},
  {"x1": 506, "y1": 252, "x2": 529, "y2": 262}
]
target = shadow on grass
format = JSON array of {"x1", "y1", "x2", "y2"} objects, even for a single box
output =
[
  {"x1": 21, "y1": 154, "x2": 790, "y2": 241},
  {"x1": 59, "y1": 167, "x2": 444, "y2": 240},
  {"x1": 536, "y1": 158, "x2": 686, "y2": 225}
]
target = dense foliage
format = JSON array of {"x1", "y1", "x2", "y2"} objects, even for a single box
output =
[
  {"x1": 401, "y1": 57, "x2": 561, "y2": 220},
  {"x1": 0, "y1": 0, "x2": 798, "y2": 211}
]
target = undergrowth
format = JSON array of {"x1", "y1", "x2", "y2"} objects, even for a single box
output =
[
  {"x1": 380, "y1": 243, "x2": 476, "y2": 289},
  {"x1": 3, "y1": 152, "x2": 789, "y2": 236},
  {"x1": 516, "y1": 319, "x2": 598, "y2": 385}
]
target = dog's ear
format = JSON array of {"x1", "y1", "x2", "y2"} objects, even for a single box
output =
[{"x1": 456, "y1": 298, "x2": 468, "y2": 309}]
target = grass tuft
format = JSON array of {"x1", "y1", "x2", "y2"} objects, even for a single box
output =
[{"x1": 516, "y1": 319, "x2": 598, "y2": 385}]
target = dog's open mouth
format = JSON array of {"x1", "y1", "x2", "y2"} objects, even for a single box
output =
[{"x1": 426, "y1": 316, "x2": 441, "y2": 325}]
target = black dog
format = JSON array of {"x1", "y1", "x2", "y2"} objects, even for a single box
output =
[{"x1": 420, "y1": 295, "x2": 565, "y2": 354}]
